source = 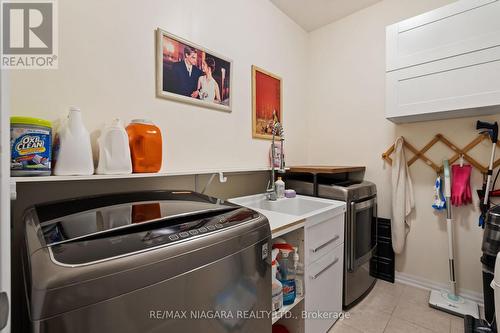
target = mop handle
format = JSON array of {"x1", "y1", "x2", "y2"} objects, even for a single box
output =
[
  {"x1": 484, "y1": 144, "x2": 497, "y2": 206},
  {"x1": 476, "y1": 121, "x2": 498, "y2": 206},
  {"x1": 443, "y1": 161, "x2": 457, "y2": 295},
  {"x1": 443, "y1": 160, "x2": 451, "y2": 198}
]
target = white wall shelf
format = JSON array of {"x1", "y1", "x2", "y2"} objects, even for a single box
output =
[
  {"x1": 9, "y1": 167, "x2": 277, "y2": 200},
  {"x1": 12, "y1": 167, "x2": 273, "y2": 183},
  {"x1": 272, "y1": 295, "x2": 304, "y2": 325}
]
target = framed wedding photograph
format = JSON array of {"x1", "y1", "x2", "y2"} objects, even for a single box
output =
[
  {"x1": 156, "y1": 28, "x2": 232, "y2": 112},
  {"x1": 252, "y1": 65, "x2": 282, "y2": 140}
]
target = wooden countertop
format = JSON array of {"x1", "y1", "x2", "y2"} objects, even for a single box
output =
[{"x1": 287, "y1": 165, "x2": 366, "y2": 174}]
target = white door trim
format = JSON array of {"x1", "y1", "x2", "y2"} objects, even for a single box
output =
[{"x1": 0, "y1": 66, "x2": 11, "y2": 332}]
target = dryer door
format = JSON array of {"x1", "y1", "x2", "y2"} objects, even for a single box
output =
[{"x1": 348, "y1": 196, "x2": 377, "y2": 272}]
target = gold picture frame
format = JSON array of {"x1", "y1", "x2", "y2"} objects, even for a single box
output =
[{"x1": 252, "y1": 65, "x2": 283, "y2": 140}]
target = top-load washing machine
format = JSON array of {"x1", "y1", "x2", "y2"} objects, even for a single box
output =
[{"x1": 23, "y1": 190, "x2": 271, "y2": 333}]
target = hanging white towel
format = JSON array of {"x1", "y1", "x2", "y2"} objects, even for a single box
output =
[{"x1": 391, "y1": 137, "x2": 415, "y2": 254}]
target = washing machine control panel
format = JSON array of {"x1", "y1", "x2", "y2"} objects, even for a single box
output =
[{"x1": 144, "y1": 209, "x2": 256, "y2": 246}]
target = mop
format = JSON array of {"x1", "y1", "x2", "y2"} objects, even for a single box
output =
[{"x1": 429, "y1": 160, "x2": 479, "y2": 318}]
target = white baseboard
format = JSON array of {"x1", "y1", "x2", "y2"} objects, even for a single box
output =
[{"x1": 395, "y1": 271, "x2": 484, "y2": 306}]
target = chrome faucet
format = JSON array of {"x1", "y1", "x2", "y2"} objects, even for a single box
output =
[{"x1": 266, "y1": 114, "x2": 285, "y2": 201}]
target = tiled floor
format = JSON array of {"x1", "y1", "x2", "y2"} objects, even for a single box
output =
[{"x1": 329, "y1": 281, "x2": 470, "y2": 333}]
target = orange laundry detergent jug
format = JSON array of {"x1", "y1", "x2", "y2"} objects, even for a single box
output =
[{"x1": 126, "y1": 119, "x2": 162, "y2": 173}]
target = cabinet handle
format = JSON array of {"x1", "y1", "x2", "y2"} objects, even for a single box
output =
[
  {"x1": 311, "y1": 257, "x2": 339, "y2": 280},
  {"x1": 310, "y1": 235, "x2": 339, "y2": 253}
]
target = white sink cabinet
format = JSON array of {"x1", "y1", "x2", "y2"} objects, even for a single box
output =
[{"x1": 229, "y1": 194, "x2": 346, "y2": 333}]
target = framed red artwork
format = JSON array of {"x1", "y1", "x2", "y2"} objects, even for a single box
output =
[{"x1": 252, "y1": 65, "x2": 282, "y2": 140}]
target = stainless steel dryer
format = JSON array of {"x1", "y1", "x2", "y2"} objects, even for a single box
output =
[
  {"x1": 23, "y1": 190, "x2": 271, "y2": 333},
  {"x1": 317, "y1": 181, "x2": 377, "y2": 309},
  {"x1": 286, "y1": 176, "x2": 377, "y2": 309}
]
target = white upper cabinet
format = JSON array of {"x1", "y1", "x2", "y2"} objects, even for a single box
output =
[{"x1": 386, "y1": 0, "x2": 500, "y2": 123}]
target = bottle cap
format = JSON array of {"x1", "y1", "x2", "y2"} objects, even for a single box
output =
[
  {"x1": 112, "y1": 118, "x2": 123, "y2": 126},
  {"x1": 131, "y1": 119, "x2": 154, "y2": 125},
  {"x1": 273, "y1": 243, "x2": 293, "y2": 251},
  {"x1": 69, "y1": 106, "x2": 81, "y2": 112},
  {"x1": 10, "y1": 116, "x2": 52, "y2": 128}
]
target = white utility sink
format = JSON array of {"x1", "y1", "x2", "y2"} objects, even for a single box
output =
[
  {"x1": 231, "y1": 195, "x2": 333, "y2": 216},
  {"x1": 229, "y1": 194, "x2": 345, "y2": 237}
]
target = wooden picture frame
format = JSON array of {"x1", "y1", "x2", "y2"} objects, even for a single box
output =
[
  {"x1": 252, "y1": 65, "x2": 282, "y2": 140},
  {"x1": 156, "y1": 28, "x2": 233, "y2": 112}
]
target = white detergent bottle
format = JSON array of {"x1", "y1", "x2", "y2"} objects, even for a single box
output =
[
  {"x1": 53, "y1": 107, "x2": 94, "y2": 176},
  {"x1": 96, "y1": 119, "x2": 132, "y2": 175}
]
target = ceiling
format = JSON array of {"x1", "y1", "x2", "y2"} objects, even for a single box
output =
[{"x1": 270, "y1": 0, "x2": 382, "y2": 32}]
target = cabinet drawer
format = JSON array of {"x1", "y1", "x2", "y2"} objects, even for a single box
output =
[
  {"x1": 305, "y1": 245, "x2": 343, "y2": 333},
  {"x1": 305, "y1": 212, "x2": 344, "y2": 264}
]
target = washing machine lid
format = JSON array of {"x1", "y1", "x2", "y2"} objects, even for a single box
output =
[
  {"x1": 32, "y1": 191, "x2": 260, "y2": 265},
  {"x1": 24, "y1": 191, "x2": 271, "y2": 321}
]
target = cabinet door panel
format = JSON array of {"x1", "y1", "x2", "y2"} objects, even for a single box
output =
[
  {"x1": 386, "y1": 46, "x2": 500, "y2": 122},
  {"x1": 305, "y1": 245, "x2": 343, "y2": 333},
  {"x1": 387, "y1": 0, "x2": 500, "y2": 71}
]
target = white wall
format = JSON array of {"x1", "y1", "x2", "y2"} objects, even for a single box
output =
[
  {"x1": 7, "y1": 0, "x2": 494, "y2": 301},
  {"x1": 307, "y1": 0, "x2": 498, "y2": 294},
  {"x1": 8, "y1": 0, "x2": 309, "y2": 171}
]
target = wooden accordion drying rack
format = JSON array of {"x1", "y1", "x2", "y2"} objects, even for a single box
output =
[{"x1": 382, "y1": 133, "x2": 500, "y2": 175}]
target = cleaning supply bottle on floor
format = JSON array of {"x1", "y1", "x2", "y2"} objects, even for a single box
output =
[
  {"x1": 96, "y1": 119, "x2": 132, "y2": 175},
  {"x1": 275, "y1": 177, "x2": 285, "y2": 199},
  {"x1": 126, "y1": 119, "x2": 162, "y2": 173},
  {"x1": 53, "y1": 107, "x2": 94, "y2": 176},
  {"x1": 271, "y1": 249, "x2": 283, "y2": 311}
]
